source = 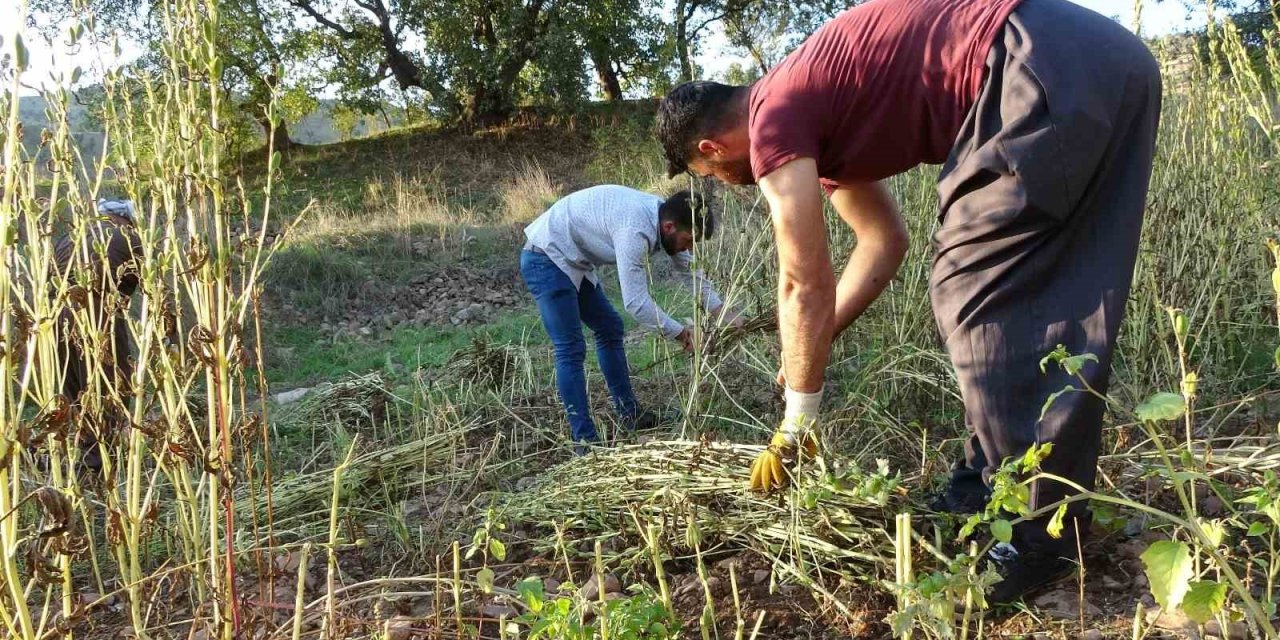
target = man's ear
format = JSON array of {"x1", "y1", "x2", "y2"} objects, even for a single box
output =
[
  {"x1": 660, "y1": 219, "x2": 676, "y2": 234},
  {"x1": 696, "y1": 139, "x2": 726, "y2": 157}
]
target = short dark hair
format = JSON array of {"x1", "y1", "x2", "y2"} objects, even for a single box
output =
[
  {"x1": 655, "y1": 81, "x2": 748, "y2": 178},
  {"x1": 659, "y1": 190, "x2": 715, "y2": 240}
]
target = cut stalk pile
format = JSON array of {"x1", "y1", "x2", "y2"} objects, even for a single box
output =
[{"x1": 500, "y1": 439, "x2": 912, "y2": 583}]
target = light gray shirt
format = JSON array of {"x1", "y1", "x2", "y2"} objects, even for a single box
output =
[{"x1": 523, "y1": 185, "x2": 724, "y2": 338}]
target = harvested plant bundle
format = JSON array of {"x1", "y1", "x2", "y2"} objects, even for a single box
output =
[
  {"x1": 446, "y1": 337, "x2": 526, "y2": 388},
  {"x1": 237, "y1": 424, "x2": 472, "y2": 526},
  {"x1": 500, "y1": 439, "x2": 909, "y2": 581},
  {"x1": 274, "y1": 372, "x2": 392, "y2": 433}
]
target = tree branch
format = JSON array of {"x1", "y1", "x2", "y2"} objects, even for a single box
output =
[{"x1": 288, "y1": 0, "x2": 359, "y2": 39}]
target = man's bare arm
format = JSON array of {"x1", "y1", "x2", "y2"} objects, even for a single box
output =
[
  {"x1": 828, "y1": 182, "x2": 909, "y2": 337},
  {"x1": 760, "y1": 158, "x2": 834, "y2": 395}
]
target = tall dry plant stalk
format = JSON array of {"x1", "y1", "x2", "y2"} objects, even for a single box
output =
[{"x1": 0, "y1": 1, "x2": 298, "y2": 638}]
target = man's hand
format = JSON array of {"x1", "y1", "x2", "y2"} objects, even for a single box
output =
[
  {"x1": 748, "y1": 387, "x2": 822, "y2": 491},
  {"x1": 674, "y1": 327, "x2": 695, "y2": 352}
]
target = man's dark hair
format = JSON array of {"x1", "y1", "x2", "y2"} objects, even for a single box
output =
[
  {"x1": 659, "y1": 190, "x2": 715, "y2": 240},
  {"x1": 655, "y1": 81, "x2": 748, "y2": 178}
]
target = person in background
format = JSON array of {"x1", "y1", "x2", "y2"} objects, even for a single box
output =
[
  {"x1": 655, "y1": 0, "x2": 1161, "y2": 605},
  {"x1": 521, "y1": 186, "x2": 741, "y2": 454},
  {"x1": 52, "y1": 199, "x2": 143, "y2": 473}
]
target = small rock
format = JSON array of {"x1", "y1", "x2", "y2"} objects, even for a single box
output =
[
  {"x1": 385, "y1": 615, "x2": 415, "y2": 640},
  {"x1": 1116, "y1": 539, "x2": 1148, "y2": 561},
  {"x1": 515, "y1": 476, "x2": 537, "y2": 491},
  {"x1": 481, "y1": 604, "x2": 518, "y2": 619},
  {"x1": 1134, "y1": 573, "x2": 1148, "y2": 589},
  {"x1": 705, "y1": 575, "x2": 725, "y2": 598},
  {"x1": 752, "y1": 569, "x2": 770, "y2": 585},
  {"x1": 1101, "y1": 574, "x2": 1125, "y2": 590},
  {"x1": 273, "y1": 388, "x2": 311, "y2": 405},
  {"x1": 1147, "y1": 607, "x2": 1198, "y2": 634},
  {"x1": 1202, "y1": 495, "x2": 1224, "y2": 517},
  {"x1": 1076, "y1": 630, "x2": 1104, "y2": 640},
  {"x1": 1031, "y1": 588, "x2": 1101, "y2": 620},
  {"x1": 580, "y1": 574, "x2": 622, "y2": 600},
  {"x1": 275, "y1": 550, "x2": 303, "y2": 573},
  {"x1": 544, "y1": 578, "x2": 561, "y2": 594},
  {"x1": 1204, "y1": 620, "x2": 1250, "y2": 639},
  {"x1": 359, "y1": 326, "x2": 373, "y2": 336}
]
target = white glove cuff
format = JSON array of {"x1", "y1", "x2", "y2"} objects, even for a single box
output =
[{"x1": 780, "y1": 386, "x2": 822, "y2": 443}]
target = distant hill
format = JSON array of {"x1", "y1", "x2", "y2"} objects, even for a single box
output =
[{"x1": 15, "y1": 94, "x2": 394, "y2": 165}]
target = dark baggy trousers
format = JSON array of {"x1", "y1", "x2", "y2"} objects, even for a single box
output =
[{"x1": 931, "y1": 0, "x2": 1162, "y2": 556}]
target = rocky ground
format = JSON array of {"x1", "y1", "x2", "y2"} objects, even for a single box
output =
[{"x1": 272, "y1": 264, "x2": 528, "y2": 336}]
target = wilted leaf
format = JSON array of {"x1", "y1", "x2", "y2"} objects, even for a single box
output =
[
  {"x1": 991, "y1": 519, "x2": 1013, "y2": 544},
  {"x1": 1181, "y1": 580, "x2": 1228, "y2": 624},
  {"x1": 1135, "y1": 393, "x2": 1186, "y2": 423},
  {"x1": 476, "y1": 567, "x2": 495, "y2": 594},
  {"x1": 489, "y1": 537, "x2": 507, "y2": 562},
  {"x1": 1040, "y1": 386, "x2": 1077, "y2": 422},
  {"x1": 1141, "y1": 540, "x2": 1194, "y2": 610},
  {"x1": 1047, "y1": 504, "x2": 1068, "y2": 539},
  {"x1": 1200, "y1": 519, "x2": 1225, "y2": 548}
]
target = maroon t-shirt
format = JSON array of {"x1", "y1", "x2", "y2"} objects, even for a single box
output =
[{"x1": 749, "y1": 0, "x2": 1023, "y2": 187}]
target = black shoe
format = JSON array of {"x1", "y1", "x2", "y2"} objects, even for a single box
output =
[
  {"x1": 629, "y1": 409, "x2": 661, "y2": 432},
  {"x1": 625, "y1": 407, "x2": 682, "y2": 432},
  {"x1": 572, "y1": 438, "x2": 601, "y2": 457},
  {"x1": 984, "y1": 543, "x2": 1076, "y2": 606},
  {"x1": 929, "y1": 490, "x2": 990, "y2": 515}
]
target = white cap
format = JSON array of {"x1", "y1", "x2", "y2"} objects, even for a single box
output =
[{"x1": 97, "y1": 199, "x2": 136, "y2": 221}]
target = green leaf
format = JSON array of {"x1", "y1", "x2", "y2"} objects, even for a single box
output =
[
  {"x1": 1040, "y1": 386, "x2": 1077, "y2": 422},
  {"x1": 489, "y1": 537, "x2": 507, "y2": 562},
  {"x1": 1039, "y1": 344, "x2": 1070, "y2": 373},
  {"x1": 1135, "y1": 393, "x2": 1186, "y2": 423},
  {"x1": 1060, "y1": 353, "x2": 1099, "y2": 376},
  {"x1": 1201, "y1": 519, "x2": 1225, "y2": 548},
  {"x1": 1047, "y1": 504, "x2": 1068, "y2": 539},
  {"x1": 517, "y1": 577, "x2": 545, "y2": 612},
  {"x1": 1020, "y1": 443, "x2": 1054, "y2": 472},
  {"x1": 1273, "y1": 344, "x2": 1280, "y2": 371},
  {"x1": 1181, "y1": 580, "x2": 1228, "y2": 624},
  {"x1": 991, "y1": 519, "x2": 1013, "y2": 543},
  {"x1": 1141, "y1": 540, "x2": 1194, "y2": 610},
  {"x1": 1247, "y1": 521, "x2": 1272, "y2": 537},
  {"x1": 958, "y1": 515, "x2": 981, "y2": 542},
  {"x1": 477, "y1": 567, "x2": 495, "y2": 594},
  {"x1": 15, "y1": 34, "x2": 29, "y2": 71}
]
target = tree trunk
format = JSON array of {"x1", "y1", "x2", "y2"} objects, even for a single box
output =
[
  {"x1": 675, "y1": 0, "x2": 694, "y2": 82},
  {"x1": 248, "y1": 106, "x2": 295, "y2": 151},
  {"x1": 589, "y1": 47, "x2": 623, "y2": 101}
]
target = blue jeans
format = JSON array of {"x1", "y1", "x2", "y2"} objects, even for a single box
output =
[{"x1": 520, "y1": 250, "x2": 638, "y2": 443}]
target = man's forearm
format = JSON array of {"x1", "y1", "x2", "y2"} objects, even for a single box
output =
[
  {"x1": 779, "y1": 270, "x2": 835, "y2": 394},
  {"x1": 833, "y1": 240, "x2": 906, "y2": 336}
]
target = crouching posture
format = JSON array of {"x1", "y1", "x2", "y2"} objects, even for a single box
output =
[
  {"x1": 521, "y1": 186, "x2": 737, "y2": 452},
  {"x1": 657, "y1": 0, "x2": 1161, "y2": 605}
]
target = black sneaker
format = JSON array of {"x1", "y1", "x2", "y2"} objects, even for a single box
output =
[
  {"x1": 628, "y1": 409, "x2": 662, "y2": 432},
  {"x1": 572, "y1": 438, "x2": 600, "y2": 457},
  {"x1": 625, "y1": 407, "x2": 682, "y2": 432},
  {"x1": 929, "y1": 490, "x2": 990, "y2": 515},
  {"x1": 984, "y1": 543, "x2": 1076, "y2": 606}
]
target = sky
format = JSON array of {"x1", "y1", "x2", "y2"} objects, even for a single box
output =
[{"x1": 2, "y1": 1, "x2": 1210, "y2": 97}]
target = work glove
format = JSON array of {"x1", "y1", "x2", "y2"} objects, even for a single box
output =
[{"x1": 749, "y1": 387, "x2": 821, "y2": 491}]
